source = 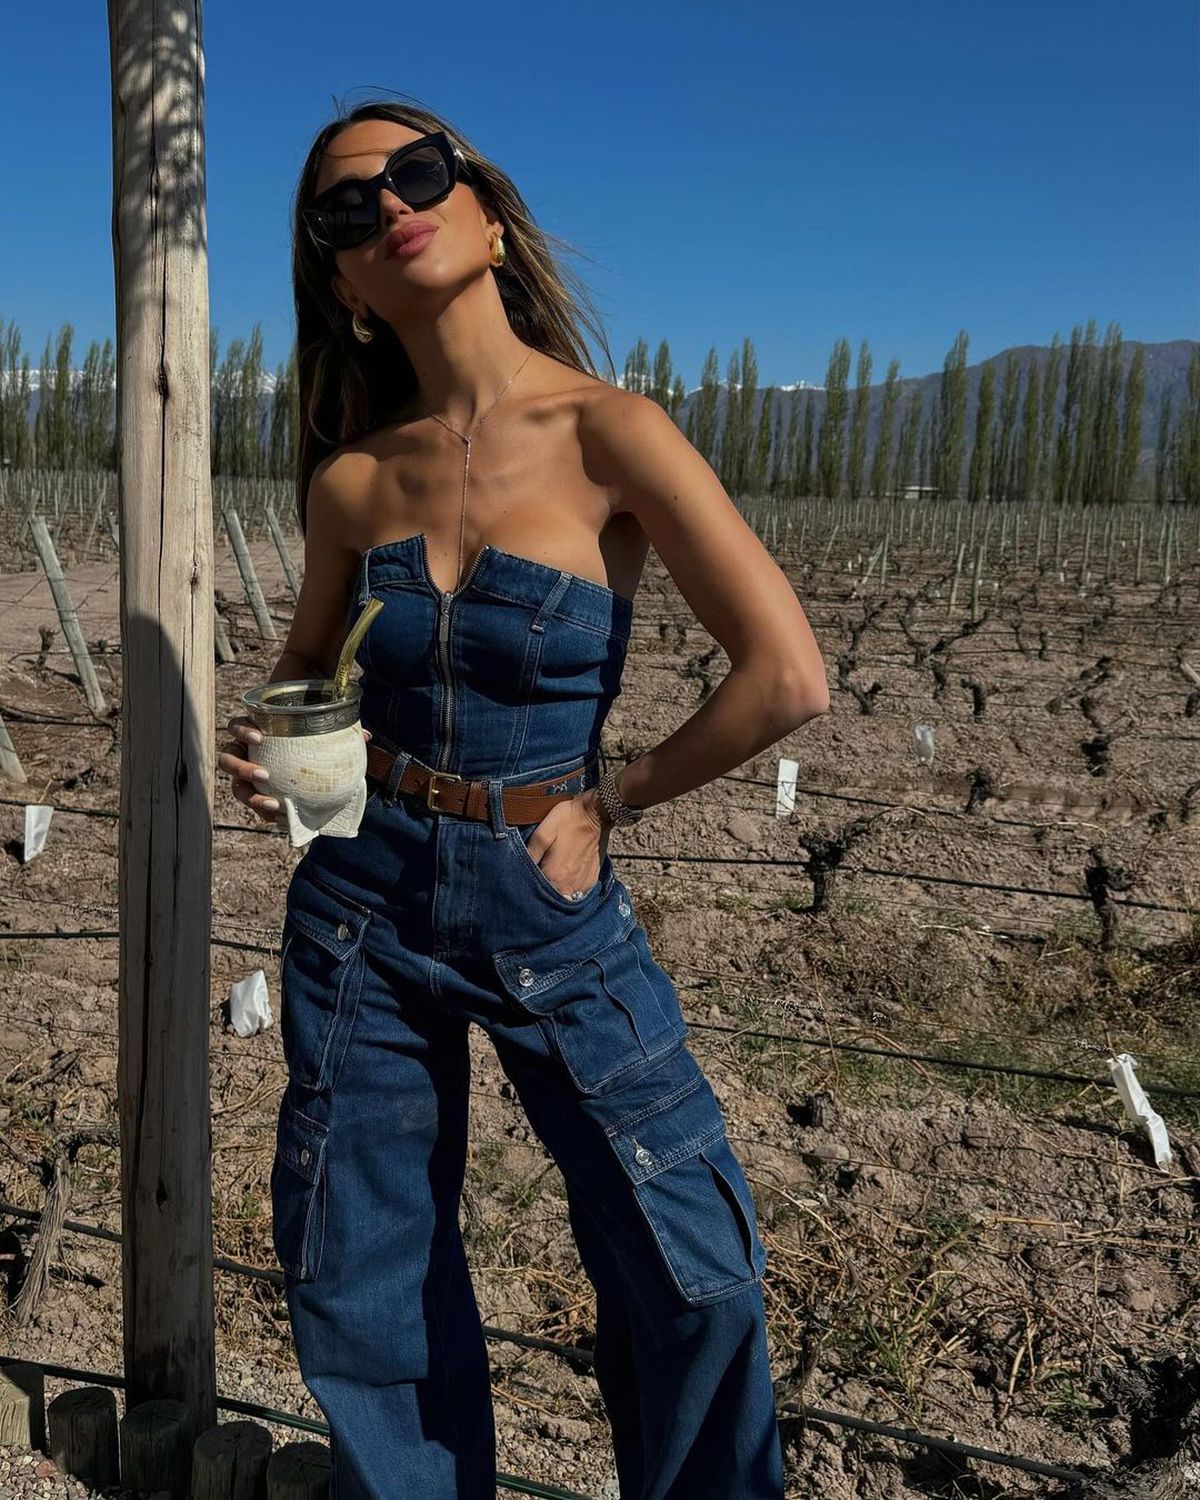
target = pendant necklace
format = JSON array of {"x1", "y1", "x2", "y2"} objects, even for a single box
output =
[{"x1": 416, "y1": 348, "x2": 536, "y2": 594}]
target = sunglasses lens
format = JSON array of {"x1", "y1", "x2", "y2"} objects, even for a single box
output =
[
  {"x1": 315, "y1": 141, "x2": 454, "y2": 250},
  {"x1": 388, "y1": 143, "x2": 452, "y2": 206},
  {"x1": 319, "y1": 185, "x2": 380, "y2": 247}
]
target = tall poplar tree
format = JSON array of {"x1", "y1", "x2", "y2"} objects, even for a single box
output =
[
  {"x1": 846, "y1": 340, "x2": 872, "y2": 498},
  {"x1": 869, "y1": 358, "x2": 900, "y2": 500},
  {"x1": 1154, "y1": 394, "x2": 1173, "y2": 506},
  {"x1": 1181, "y1": 347, "x2": 1200, "y2": 503},
  {"x1": 78, "y1": 338, "x2": 116, "y2": 470},
  {"x1": 688, "y1": 347, "x2": 721, "y2": 470},
  {"x1": 1053, "y1": 323, "x2": 1085, "y2": 504},
  {"x1": 797, "y1": 393, "x2": 815, "y2": 497},
  {"x1": 32, "y1": 336, "x2": 51, "y2": 466},
  {"x1": 1039, "y1": 332, "x2": 1063, "y2": 500},
  {"x1": 717, "y1": 347, "x2": 744, "y2": 495},
  {"x1": 238, "y1": 324, "x2": 267, "y2": 479},
  {"x1": 50, "y1": 325, "x2": 76, "y2": 469},
  {"x1": 990, "y1": 352, "x2": 1021, "y2": 502},
  {"x1": 212, "y1": 334, "x2": 245, "y2": 476},
  {"x1": 0, "y1": 319, "x2": 34, "y2": 468},
  {"x1": 921, "y1": 409, "x2": 935, "y2": 491},
  {"x1": 734, "y1": 337, "x2": 760, "y2": 498},
  {"x1": 776, "y1": 391, "x2": 800, "y2": 497},
  {"x1": 269, "y1": 346, "x2": 298, "y2": 480},
  {"x1": 816, "y1": 337, "x2": 851, "y2": 498},
  {"x1": 895, "y1": 387, "x2": 922, "y2": 499},
  {"x1": 622, "y1": 337, "x2": 651, "y2": 395},
  {"x1": 650, "y1": 340, "x2": 674, "y2": 408},
  {"x1": 1117, "y1": 343, "x2": 1145, "y2": 501},
  {"x1": 1015, "y1": 354, "x2": 1041, "y2": 502},
  {"x1": 749, "y1": 384, "x2": 775, "y2": 497},
  {"x1": 934, "y1": 330, "x2": 969, "y2": 499},
  {"x1": 968, "y1": 361, "x2": 995, "y2": 503},
  {"x1": 1068, "y1": 318, "x2": 1099, "y2": 504},
  {"x1": 1085, "y1": 322, "x2": 1123, "y2": 503}
]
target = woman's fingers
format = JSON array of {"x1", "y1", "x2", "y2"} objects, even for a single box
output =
[
  {"x1": 217, "y1": 747, "x2": 272, "y2": 785},
  {"x1": 226, "y1": 716, "x2": 263, "y2": 745},
  {"x1": 217, "y1": 716, "x2": 276, "y2": 821},
  {"x1": 230, "y1": 778, "x2": 280, "y2": 821}
]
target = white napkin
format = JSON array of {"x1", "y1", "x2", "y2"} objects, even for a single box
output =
[{"x1": 229, "y1": 969, "x2": 274, "y2": 1037}]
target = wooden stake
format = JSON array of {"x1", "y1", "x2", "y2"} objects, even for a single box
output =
[{"x1": 26, "y1": 515, "x2": 107, "y2": 716}]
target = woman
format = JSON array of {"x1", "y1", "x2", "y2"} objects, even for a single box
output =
[{"x1": 219, "y1": 98, "x2": 828, "y2": 1500}]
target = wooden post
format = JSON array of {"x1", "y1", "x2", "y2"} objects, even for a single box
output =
[
  {"x1": 108, "y1": 0, "x2": 217, "y2": 1432},
  {"x1": 26, "y1": 516, "x2": 108, "y2": 716},
  {"x1": 0, "y1": 713, "x2": 28, "y2": 784},
  {"x1": 222, "y1": 504, "x2": 278, "y2": 639},
  {"x1": 266, "y1": 1442, "x2": 332, "y2": 1499},
  {"x1": 48, "y1": 1387, "x2": 120, "y2": 1486},
  {"x1": 1079, "y1": 509, "x2": 1093, "y2": 585},
  {"x1": 265, "y1": 502, "x2": 301, "y2": 600},
  {"x1": 948, "y1": 540, "x2": 966, "y2": 614},
  {"x1": 120, "y1": 1397, "x2": 196, "y2": 1494},
  {"x1": 191, "y1": 1420, "x2": 273, "y2": 1499},
  {"x1": 0, "y1": 1363, "x2": 45, "y2": 1450},
  {"x1": 213, "y1": 600, "x2": 236, "y2": 665}
]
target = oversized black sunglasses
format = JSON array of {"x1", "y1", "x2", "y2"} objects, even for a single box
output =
[{"x1": 302, "y1": 130, "x2": 472, "y2": 253}]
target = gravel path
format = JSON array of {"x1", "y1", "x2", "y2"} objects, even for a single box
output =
[{"x1": 0, "y1": 1445, "x2": 145, "y2": 1500}]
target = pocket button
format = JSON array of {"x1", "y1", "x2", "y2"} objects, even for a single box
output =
[
  {"x1": 633, "y1": 1140, "x2": 654, "y2": 1168},
  {"x1": 336, "y1": 922, "x2": 349, "y2": 940},
  {"x1": 518, "y1": 966, "x2": 536, "y2": 987},
  {"x1": 618, "y1": 898, "x2": 630, "y2": 917},
  {"x1": 299, "y1": 1147, "x2": 311, "y2": 1166}
]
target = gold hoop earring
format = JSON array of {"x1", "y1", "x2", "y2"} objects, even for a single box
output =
[
  {"x1": 351, "y1": 312, "x2": 374, "y2": 343},
  {"x1": 489, "y1": 232, "x2": 507, "y2": 269}
]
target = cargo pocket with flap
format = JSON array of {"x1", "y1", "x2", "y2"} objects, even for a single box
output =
[
  {"x1": 492, "y1": 886, "x2": 687, "y2": 1096},
  {"x1": 280, "y1": 865, "x2": 372, "y2": 1093},
  {"x1": 606, "y1": 1072, "x2": 768, "y2": 1306},
  {"x1": 269, "y1": 1099, "x2": 329, "y2": 1283}
]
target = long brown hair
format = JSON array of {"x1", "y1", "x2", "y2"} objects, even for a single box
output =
[{"x1": 291, "y1": 95, "x2": 616, "y2": 534}]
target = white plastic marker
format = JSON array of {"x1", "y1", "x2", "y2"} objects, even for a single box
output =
[
  {"x1": 776, "y1": 758, "x2": 799, "y2": 817},
  {"x1": 228, "y1": 970, "x2": 274, "y2": 1038},
  {"x1": 914, "y1": 725, "x2": 936, "y2": 766},
  {"x1": 22, "y1": 805, "x2": 54, "y2": 862},
  {"x1": 1108, "y1": 1053, "x2": 1172, "y2": 1168}
]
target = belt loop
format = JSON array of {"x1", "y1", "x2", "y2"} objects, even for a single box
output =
[
  {"x1": 486, "y1": 778, "x2": 508, "y2": 839},
  {"x1": 385, "y1": 748, "x2": 413, "y2": 802}
]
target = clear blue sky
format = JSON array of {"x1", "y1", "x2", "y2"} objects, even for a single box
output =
[{"x1": 1, "y1": 0, "x2": 1195, "y2": 389}]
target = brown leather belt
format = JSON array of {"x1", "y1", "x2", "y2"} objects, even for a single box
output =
[{"x1": 365, "y1": 742, "x2": 599, "y2": 824}]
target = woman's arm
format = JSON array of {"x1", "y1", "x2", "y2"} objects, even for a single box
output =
[{"x1": 581, "y1": 390, "x2": 829, "y2": 816}]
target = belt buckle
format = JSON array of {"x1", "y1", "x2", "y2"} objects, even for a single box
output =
[{"x1": 425, "y1": 768, "x2": 465, "y2": 810}]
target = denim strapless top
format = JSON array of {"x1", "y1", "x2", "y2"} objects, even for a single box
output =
[{"x1": 344, "y1": 534, "x2": 634, "y2": 780}]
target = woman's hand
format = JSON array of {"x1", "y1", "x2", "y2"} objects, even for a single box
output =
[
  {"x1": 217, "y1": 718, "x2": 371, "y2": 824},
  {"x1": 525, "y1": 788, "x2": 611, "y2": 897}
]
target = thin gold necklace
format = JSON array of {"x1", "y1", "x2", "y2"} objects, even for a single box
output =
[{"x1": 416, "y1": 348, "x2": 536, "y2": 594}]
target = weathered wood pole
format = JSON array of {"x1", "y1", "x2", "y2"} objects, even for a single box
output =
[{"x1": 108, "y1": 0, "x2": 217, "y2": 1432}]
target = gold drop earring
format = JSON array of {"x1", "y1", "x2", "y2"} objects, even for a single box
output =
[
  {"x1": 489, "y1": 232, "x2": 507, "y2": 268},
  {"x1": 351, "y1": 311, "x2": 374, "y2": 343}
]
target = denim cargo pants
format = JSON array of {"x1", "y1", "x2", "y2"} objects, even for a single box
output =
[{"x1": 269, "y1": 536, "x2": 785, "y2": 1498}]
